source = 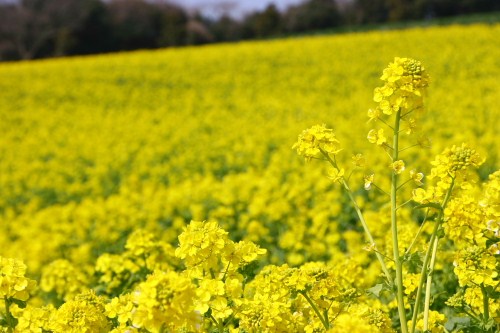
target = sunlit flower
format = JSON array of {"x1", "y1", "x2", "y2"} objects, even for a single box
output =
[
  {"x1": 391, "y1": 160, "x2": 405, "y2": 174},
  {"x1": 367, "y1": 129, "x2": 387, "y2": 146}
]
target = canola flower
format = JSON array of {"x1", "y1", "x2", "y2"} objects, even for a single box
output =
[
  {"x1": 0, "y1": 257, "x2": 36, "y2": 302},
  {"x1": 293, "y1": 56, "x2": 499, "y2": 333},
  {"x1": 0, "y1": 23, "x2": 499, "y2": 332},
  {"x1": 292, "y1": 124, "x2": 342, "y2": 161}
]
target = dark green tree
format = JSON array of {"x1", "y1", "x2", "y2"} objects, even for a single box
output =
[{"x1": 283, "y1": 0, "x2": 341, "y2": 33}]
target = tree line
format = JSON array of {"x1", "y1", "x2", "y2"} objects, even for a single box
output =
[{"x1": 0, "y1": 0, "x2": 498, "y2": 61}]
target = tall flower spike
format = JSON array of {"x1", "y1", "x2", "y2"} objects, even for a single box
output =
[{"x1": 372, "y1": 57, "x2": 430, "y2": 117}]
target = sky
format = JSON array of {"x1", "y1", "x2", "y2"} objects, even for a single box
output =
[{"x1": 171, "y1": 0, "x2": 304, "y2": 18}]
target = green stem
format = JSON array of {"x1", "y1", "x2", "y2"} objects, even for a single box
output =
[
  {"x1": 481, "y1": 286, "x2": 489, "y2": 322},
  {"x1": 410, "y1": 179, "x2": 454, "y2": 333},
  {"x1": 344, "y1": 181, "x2": 393, "y2": 283},
  {"x1": 423, "y1": 236, "x2": 439, "y2": 331},
  {"x1": 396, "y1": 198, "x2": 413, "y2": 211},
  {"x1": 323, "y1": 309, "x2": 330, "y2": 327},
  {"x1": 301, "y1": 291, "x2": 330, "y2": 330},
  {"x1": 399, "y1": 143, "x2": 420, "y2": 153},
  {"x1": 396, "y1": 178, "x2": 412, "y2": 191},
  {"x1": 372, "y1": 183, "x2": 391, "y2": 197},
  {"x1": 391, "y1": 110, "x2": 408, "y2": 333},
  {"x1": 210, "y1": 314, "x2": 224, "y2": 333},
  {"x1": 405, "y1": 209, "x2": 429, "y2": 256},
  {"x1": 423, "y1": 178, "x2": 455, "y2": 331},
  {"x1": 378, "y1": 116, "x2": 395, "y2": 130},
  {"x1": 410, "y1": 220, "x2": 439, "y2": 333},
  {"x1": 463, "y1": 309, "x2": 482, "y2": 323},
  {"x1": 320, "y1": 149, "x2": 392, "y2": 285},
  {"x1": 221, "y1": 260, "x2": 231, "y2": 282},
  {"x1": 4, "y1": 298, "x2": 14, "y2": 333}
]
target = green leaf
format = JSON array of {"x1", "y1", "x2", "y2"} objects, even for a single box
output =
[
  {"x1": 367, "y1": 283, "x2": 385, "y2": 297},
  {"x1": 444, "y1": 316, "x2": 470, "y2": 331}
]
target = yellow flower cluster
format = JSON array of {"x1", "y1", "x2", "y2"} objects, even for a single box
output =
[
  {"x1": 374, "y1": 57, "x2": 430, "y2": 116},
  {"x1": 441, "y1": 158, "x2": 500, "y2": 325},
  {"x1": 444, "y1": 195, "x2": 486, "y2": 246},
  {"x1": 412, "y1": 144, "x2": 485, "y2": 204},
  {"x1": 95, "y1": 228, "x2": 179, "y2": 295},
  {"x1": 175, "y1": 220, "x2": 267, "y2": 324},
  {"x1": 239, "y1": 261, "x2": 382, "y2": 332},
  {"x1": 453, "y1": 246, "x2": 498, "y2": 288},
  {"x1": 366, "y1": 57, "x2": 432, "y2": 188},
  {"x1": 0, "y1": 256, "x2": 36, "y2": 302},
  {"x1": 128, "y1": 270, "x2": 199, "y2": 332},
  {"x1": 292, "y1": 124, "x2": 342, "y2": 161},
  {"x1": 430, "y1": 143, "x2": 484, "y2": 179}
]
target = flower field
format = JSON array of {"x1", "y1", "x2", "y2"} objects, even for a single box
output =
[{"x1": 0, "y1": 23, "x2": 499, "y2": 332}]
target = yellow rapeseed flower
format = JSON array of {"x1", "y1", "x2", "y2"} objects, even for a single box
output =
[
  {"x1": 0, "y1": 256, "x2": 36, "y2": 302},
  {"x1": 391, "y1": 160, "x2": 406, "y2": 174},
  {"x1": 367, "y1": 129, "x2": 387, "y2": 146},
  {"x1": 293, "y1": 124, "x2": 341, "y2": 161}
]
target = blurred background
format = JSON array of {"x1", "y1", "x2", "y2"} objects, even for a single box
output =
[{"x1": 0, "y1": 0, "x2": 499, "y2": 62}]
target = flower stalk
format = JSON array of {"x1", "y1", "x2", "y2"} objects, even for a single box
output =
[
  {"x1": 391, "y1": 109, "x2": 409, "y2": 333},
  {"x1": 320, "y1": 149, "x2": 393, "y2": 285},
  {"x1": 410, "y1": 178, "x2": 454, "y2": 333},
  {"x1": 300, "y1": 291, "x2": 330, "y2": 330}
]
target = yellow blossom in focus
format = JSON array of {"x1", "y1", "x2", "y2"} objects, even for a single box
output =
[
  {"x1": 391, "y1": 160, "x2": 405, "y2": 174},
  {"x1": 293, "y1": 124, "x2": 341, "y2": 161},
  {"x1": 372, "y1": 57, "x2": 430, "y2": 118},
  {"x1": 105, "y1": 294, "x2": 134, "y2": 326},
  {"x1": 410, "y1": 169, "x2": 424, "y2": 186},
  {"x1": 367, "y1": 129, "x2": 387, "y2": 146},
  {"x1": 195, "y1": 278, "x2": 225, "y2": 314},
  {"x1": 225, "y1": 240, "x2": 267, "y2": 268},
  {"x1": 430, "y1": 143, "x2": 484, "y2": 179}
]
